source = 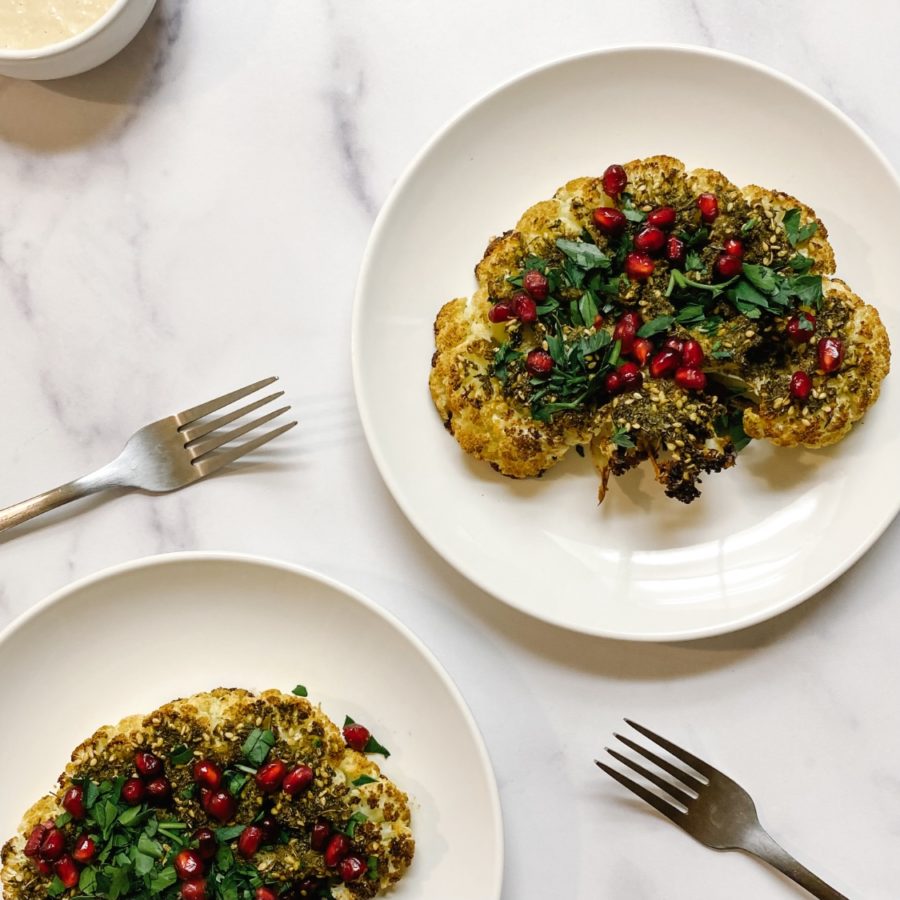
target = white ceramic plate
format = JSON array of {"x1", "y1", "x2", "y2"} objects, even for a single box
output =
[
  {"x1": 353, "y1": 45, "x2": 900, "y2": 641},
  {"x1": 0, "y1": 553, "x2": 503, "y2": 900}
]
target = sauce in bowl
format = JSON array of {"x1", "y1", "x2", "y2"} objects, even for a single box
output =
[{"x1": 0, "y1": 0, "x2": 117, "y2": 50}]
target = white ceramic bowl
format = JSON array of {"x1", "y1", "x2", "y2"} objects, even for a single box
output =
[{"x1": 0, "y1": 0, "x2": 157, "y2": 80}]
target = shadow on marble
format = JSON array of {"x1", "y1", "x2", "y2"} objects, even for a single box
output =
[
  {"x1": 0, "y1": 0, "x2": 181, "y2": 152},
  {"x1": 0, "y1": 487, "x2": 128, "y2": 545}
]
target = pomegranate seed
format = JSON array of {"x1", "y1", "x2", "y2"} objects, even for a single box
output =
[
  {"x1": 310, "y1": 818, "x2": 331, "y2": 851},
  {"x1": 147, "y1": 777, "x2": 172, "y2": 805},
  {"x1": 295, "y1": 880, "x2": 321, "y2": 895},
  {"x1": 39, "y1": 828, "x2": 65, "y2": 862},
  {"x1": 193, "y1": 828, "x2": 217, "y2": 862},
  {"x1": 632, "y1": 338, "x2": 653, "y2": 367},
  {"x1": 24, "y1": 824, "x2": 48, "y2": 858},
  {"x1": 324, "y1": 834, "x2": 351, "y2": 868},
  {"x1": 722, "y1": 237, "x2": 744, "y2": 258},
  {"x1": 592, "y1": 313, "x2": 604, "y2": 329},
  {"x1": 238, "y1": 826, "x2": 263, "y2": 858},
  {"x1": 488, "y1": 301, "x2": 513, "y2": 323},
  {"x1": 134, "y1": 751, "x2": 163, "y2": 779},
  {"x1": 340, "y1": 855, "x2": 367, "y2": 882},
  {"x1": 663, "y1": 337, "x2": 684, "y2": 354},
  {"x1": 592, "y1": 206, "x2": 626, "y2": 235},
  {"x1": 72, "y1": 834, "x2": 96, "y2": 863},
  {"x1": 680, "y1": 340, "x2": 704, "y2": 368},
  {"x1": 714, "y1": 253, "x2": 742, "y2": 279},
  {"x1": 62, "y1": 785, "x2": 86, "y2": 820},
  {"x1": 647, "y1": 206, "x2": 676, "y2": 230},
  {"x1": 203, "y1": 790, "x2": 236, "y2": 823},
  {"x1": 665, "y1": 236, "x2": 686, "y2": 266},
  {"x1": 603, "y1": 371, "x2": 622, "y2": 394},
  {"x1": 181, "y1": 881, "x2": 208, "y2": 900},
  {"x1": 283, "y1": 764, "x2": 315, "y2": 797},
  {"x1": 697, "y1": 192, "x2": 719, "y2": 223},
  {"x1": 122, "y1": 778, "x2": 145, "y2": 806},
  {"x1": 175, "y1": 849, "x2": 204, "y2": 881},
  {"x1": 522, "y1": 270, "x2": 549, "y2": 300},
  {"x1": 649, "y1": 349, "x2": 680, "y2": 380},
  {"x1": 512, "y1": 292, "x2": 538, "y2": 324},
  {"x1": 674, "y1": 367, "x2": 707, "y2": 391},
  {"x1": 634, "y1": 226, "x2": 666, "y2": 255},
  {"x1": 818, "y1": 337, "x2": 844, "y2": 373},
  {"x1": 343, "y1": 723, "x2": 370, "y2": 752},
  {"x1": 525, "y1": 349, "x2": 554, "y2": 375},
  {"x1": 790, "y1": 371, "x2": 812, "y2": 400},
  {"x1": 255, "y1": 759, "x2": 287, "y2": 794},
  {"x1": 256, "y1": 890, "x2": 278, "y2": 900},
  {"x1": 602, "y1": 164, "x2": 628, "y2": 198},
  {"x1": 624, "y1": 251, "x2": 654, "y2": 281},
  {"x1": 192, "y1": 759, "x2": 222, "y2": 789},
  {"x1": 617, "y1": 362, "x2": 643, "y2": 391},
  {"x1": 258, "y1": 816, "x2": 279, "y2": 843},
  {"x1": 54, "y1": 855, "x2": 79, "y2": 889},
  {"x1": 612, "y1": 312, "x2": 639, "y2": 355},
  {"x1": 36, "y1": 859, "x2": 54, "y2": 876},
  {"x1": 786, "y1": 312, "x2": 816, "y2": 344}
]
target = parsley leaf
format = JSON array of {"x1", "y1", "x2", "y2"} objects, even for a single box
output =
[
  {"x1": 353, "y1": 774, "x2": 379, "y2": 787},
  {"x1": 491, "y1": 343, "x2": 522, "y2": 384},
  {"x1": 685, "y1": 249, "x2": 704, "y2": 272},
  {"x1": 241, "y1": 728, "x2": 276, "y2": 766},
  {"x1": 783, "y1": 208, "x2": 818, "y2": 246},
  {"x1": 637, "y1": 315, "x2": 674, "y2": 338},
  {"x1": 168, "y1": 744, "x2": 193, "y2": 767},
  {"x1": 291, "y1": 684, "x2": 308, "y2": 697},
  {"x1": 788, "y1": 253, "x2": 814, "y2": 274},
  {"x1": 741, "y1": 217, "x2": 759, "y2": 235},
  {"x1": 611, "y1": 427, "x2": 635, "y2": 449},
  {"x1": 619, "y1": 193, "x2": 647, "y2": 223},
  {"x1": 555, "y1": 238, "x2": 610, "y2": 270}
]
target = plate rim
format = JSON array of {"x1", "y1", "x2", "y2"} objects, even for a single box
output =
[
  {"x1": 0, "y1": 550, "x2": 505, "y2": 899},
  {"x1": 351, "y1": 43, "x2": 900, "y2": 642}
]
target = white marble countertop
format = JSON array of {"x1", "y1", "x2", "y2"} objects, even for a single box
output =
[{"x1": 2, "y1": 2, "x2": 899, "y2": 897}]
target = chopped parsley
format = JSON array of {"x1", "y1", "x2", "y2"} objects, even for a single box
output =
[{"x1": 782, "y1": 207, "x2": 818, "y2": 247}]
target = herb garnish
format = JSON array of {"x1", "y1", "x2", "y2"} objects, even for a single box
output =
[
  {"x1": 611, "y1": 426, "x2": 635, "y2": 449},
  {"x1": 292, "y1": 684, "x2": 309, "y2": 697},
  {"x1": 344, "y1": 716, "x2": 391, "y2": 757},
  {"x1": 241, "y1": 728, "x2": 276, "y2": 766},
  {"x1": 782, "y1": 208, "x2": 818, "y2": 247}
]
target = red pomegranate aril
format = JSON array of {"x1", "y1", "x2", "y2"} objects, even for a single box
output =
[
  {"x1": 674, "y1": 367, "x2": 708, "y2": 391},
  {"x1": 634, "y1": 226, "x2": 666, "y2": 255},
  {"x1": 54, "y1": 855, "x2": 79, "y2": 889},
  {"x1": 697, "y1": 192, "x2": 719, "y2": 223},
  {"x1": 523, "y1": 269, "x2": 549, "y2": 301},
  {"x1": 72, "y1": 834, "x2": 97, "y2": 864},
  {"x1": 602, "y1": 164, "x2": 628, "y2": 198},
  {"x1": 324, "y1": 834, "x2": 351, "y2": 868},
  {"x1": 310, "y1": 819, "x2": 331, "y2": 851},
  {"x1": 818, "y1": 337, "x2": 844, "y2": 373},
  {"x1": 663, "y1": 337, "x2": 684, "y2": 354},
  {"x1": 203, "y1": 790, "x2": 236, "y2": 823},
  {"x1": 122, "y1": 778, "x2": 145, "y2": 806},
  {"x1": 617, "y1": 362, "x2": 644, "y2": 391},
  {"x1": 193, "y1": 828, "x2": 217, "y2": 862},
  {"x1": 295, "y1": 880, "x2": 321, "y2": 895},
  {"x1": 714, "y1": 253, "x2": 742, "y2": 279},
  {"x1": 192, "y1": 759, "x2": 222, "y2": 789},
  {"x1": 592, "y1": 206, "x2": 627, "y2": 235},
  {"x1": 603, "y1": 371, "x2": 623, "y2": 394},
  {"x1": 62, "y1": 785, "x2": 86, "y2": 820},
  {"x1": 665, "y1": 235, "x2": 686, "y2": 266},
  {"x1": 512, "y1": 292, "x2": 538, "y2": 325},
  {"x1": 147, "y1": 776, "x2": 172, "y2": 805},
  {"x1": 255, "y1": 889, "x2": 278, "y2": 900},
  {"x1": 175, "y1": 849, "x2": 204, "y2": 881},
  {"x1": 647, "y1": 206, "x2": 676, "y2": 230},
  {"x1": 722, "y1": 237, "x2": 744, "y2": 258},
  {"x1": 238, "y1": 826, "x2": 264, "y2": 859},
  {"x1": 258, "y1": 816, "x2": 279, "y2": 843},
  {"x1": 181, "y1": 880, "x2": 208, "y2": 900},
  {"x1": 624, "y1": 251, "x2": 655, "y2": 281},
  {"x1": 343, "y1": 723, "x2": 371, "y2": 752},
  {"x1": 340, "y1": 855, "x2": 367, "y2": 882},
  {"x1": 488, "y1": 301, "x2": 513, "y2": 324},
  {"x1": 39, "y1": 828, "x2": 65, "y2": 862},
  {"x1": 650, "y1": 349, "x2": 680, "y2": 380},
  {"x1": 525, "y1": 349, "x2": 554, "y2": 375},
  {"x1": 255, "y1": 759, "x2": 288, "y2": 794},
  {"x1": 134, "y1": 751, "x2": 163, "y2": 780},
  {"x1": 632, "y1": 338, "x2": 653, "y2": 367},
  {"x1": 612, "y1": 313, "x2": 638, "y2": 355},
  {"x1": 24, "y1": 824, "x2": 48, "y2": 858},
  {"x1": 592, "y1": 313, "x2": 604, "y2": 329},
  {"x1": 789, "y1": 371, "x2": 812, "y2": 400},
  {"x1": 786, "y1": 312, "x2": 817, "y2": 344},
  {"x1": 283, "y1": 764, "x2": 315, "y2": 797},
  {"x1": 36, "y1": 859, "x2": 54, "y2": 876},
  {"x1": 680, "y1": 339, "x2": 704, "y2": 368}
]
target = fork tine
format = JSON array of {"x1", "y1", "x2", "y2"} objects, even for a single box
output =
[
  {"x1": 192, "y1": 420, "x2": 297, "y2": 477},
  {"x1": 179, "y1": 391, "x2": 285, "y2": 443},
  {"x1": 615, "y1": 733, "x2": 706, "y2": 792},
  {"x1": 605, "y1": 748, "x2": 694, "y2": 808},
  {"x1": 625, "y1": 719, "x2": 715, "y2": 780},
  {"x1": 187, "y1": 406, "x2": 292, "y2": 459},
  {"x1": 595, "y1": 761, "x2": 683, "y2": 823},
  {"x1": 174, "y1": 377, "x2": 279, "y2": 427}
]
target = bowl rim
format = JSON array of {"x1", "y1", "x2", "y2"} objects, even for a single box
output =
[{"x1": 0, "y1": 0, "x2": 135, "y2": 61}]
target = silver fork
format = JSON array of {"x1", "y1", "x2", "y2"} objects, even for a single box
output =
[
  {"x1": 0, "y1": 376, "x2": 297, "y2": 533},
  {"x1": 596, "y1": 720, "x2": 848, "y2": 900}
]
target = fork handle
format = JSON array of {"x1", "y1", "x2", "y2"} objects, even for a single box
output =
[
  {"x1": 744, "y1": 828, "x2": 849, "y2": 899},
  {"x1": 0, "y1": 465, "x2": 123, "y2": 533}
]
